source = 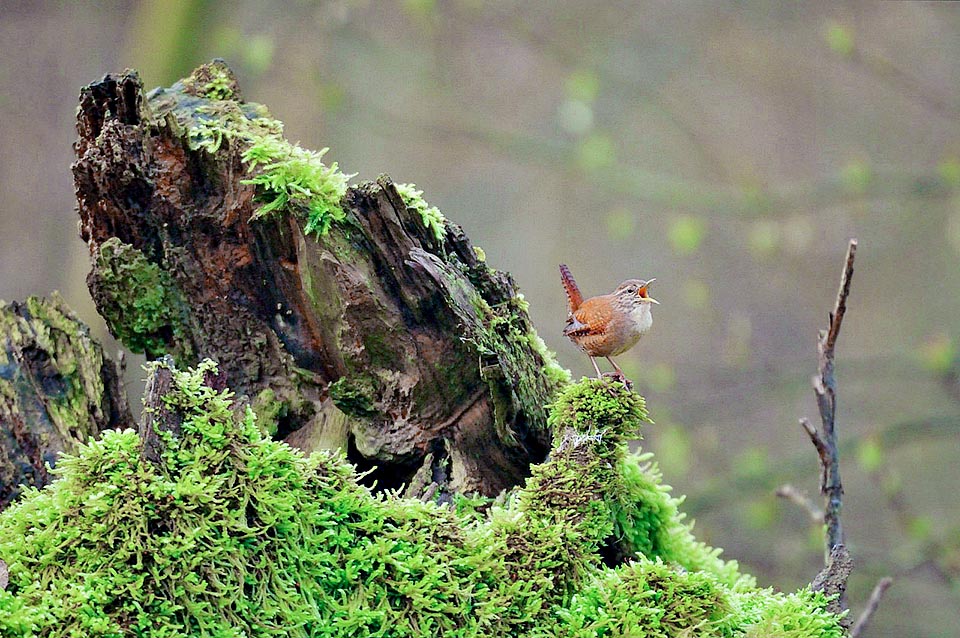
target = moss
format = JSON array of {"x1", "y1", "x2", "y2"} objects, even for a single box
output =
[
  {"x1": 92, "y1": 238, "x2": 192, "y2": 361},
  {"x1": 395, "y1": 182, "x2": 447, "y2": 242},
  {"x1": 610, "y1": 452, "x2": 752, "y2": 589},
  {"x1": 251, "y1": 387, "x2": 283, "y2": 437},
  {"x1": 0, "y1": 367, "x2": 844, "y2": 637},
  {"x1": 546, "y1": 377, "x2": 649, "y2": 444},
  {"x1": 556, "y1": 559, "x2": 733, "y2": 638},
  {"x1": 242, "y1": 138, "x2": 352, "y2": 237},
  {"x1": 328, "y1": 375, "x2": 378, "y2": 418},
  {"x1": 0, "y1": 294, "x2": 110, "y2": 462},
  {"x1": 173, "y1": 64, "x2": 353, "y2": 238}
]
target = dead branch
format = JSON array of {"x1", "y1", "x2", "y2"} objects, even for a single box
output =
[{"x1": 849, "y1": 577, "x2": 894, "y2": 638}]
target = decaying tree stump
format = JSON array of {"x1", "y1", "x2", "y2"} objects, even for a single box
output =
[
  {"x1": 0, "y1": 294, "x2": 132, "y2": 508},
  {"x1": 71, "y1": 61, "x2": 566, "y2": 496}
]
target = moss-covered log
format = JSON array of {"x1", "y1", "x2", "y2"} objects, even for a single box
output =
[
  {"x1": 72, "y1": 61, "x2": 566, "y2": 496},
  {"x1": 0, "y1": 361, "x2": 844, "y2": 637},
  {"x1": 0, "y1": 294, "x2": 131, "y2": 510}
]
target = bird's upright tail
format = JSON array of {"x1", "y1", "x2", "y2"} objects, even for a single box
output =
[{"x1": 559, "y1": 264, "x2": 583, "y2": 311}]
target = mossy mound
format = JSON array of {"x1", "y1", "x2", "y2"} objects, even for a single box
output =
[{"x1": 0, "y1": 364, "x2": 843, "y2": 637}]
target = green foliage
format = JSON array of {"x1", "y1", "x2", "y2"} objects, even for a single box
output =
[
  {"x1": 200, "y1": 71, "x2": 235, "y2": 100},
  {"x1": 609, "y1": 453, "x2": 752, "y2": 590},
  {"x1": 92, "y1": 238, "x2": 192, "y2": 360},
  {"x1": 395, "y1": 182, "x2": 447, "y2": 242},
  {"x1": 555, "y1": 559, "x2": 732, "y2": 638},
  {"x1": 577, "y1": 133, "x2": 615, "y2": 172},
  {"x1": 0, "y1": 369, "x2": 843, "y2": 637}
]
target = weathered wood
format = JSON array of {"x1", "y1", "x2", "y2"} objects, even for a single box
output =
[
  {"x1": 73, "y1": 62, "x2": 566, "y2": 495},
  {"x1": 0, "y1": 294, "x2": 132, "y2": 509}
]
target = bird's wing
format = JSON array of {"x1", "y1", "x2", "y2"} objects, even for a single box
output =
[
  {"x1": 563, "y1": 296, "x2": 613, "y2": 338},
  {"x1": 559, "y1": 264, "x2": 583, "y2": 311}
]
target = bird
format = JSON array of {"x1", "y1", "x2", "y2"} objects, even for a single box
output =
[{"x1": 560, "y1": 264, "x2": 658, "y2": 384}]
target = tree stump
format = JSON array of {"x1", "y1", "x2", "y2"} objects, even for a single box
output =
[
  {"x1": 72, "y1": 61, "x2": 567, "y2": 496},
  {"x1": 0, "y1": 294, "x2": 131, "y2": 509}
]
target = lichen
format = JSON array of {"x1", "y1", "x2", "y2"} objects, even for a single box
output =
[
  {"x1": 0, "y1": 365, "x2": 844, "y2": 637},
  {"x1": 395, "y1": 182, "x2": 447, "y2": 242},
  {"x1": 91, "y1": 238, "x2": 192, "y2": 361}
]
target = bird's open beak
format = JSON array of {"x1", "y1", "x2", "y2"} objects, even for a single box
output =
[{"x1": 640, "y1": 278, "x2": 658, "y2": 303}]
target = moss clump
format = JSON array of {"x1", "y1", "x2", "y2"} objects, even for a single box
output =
[
  {"x1": 91, "y1": 238, "x2": 192, "y2": 360},
  {"x1": 0, "y1": 369, "x2": 844, "y2": 637},
  {"x1": 395, "y1": 182, "x2": 447, "y2": 242},
  {"x1": 242, "y1": 139, "x2": 352, "y2": 237}
]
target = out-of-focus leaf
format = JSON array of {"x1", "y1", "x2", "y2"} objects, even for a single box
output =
[
  {"x1": 668, "y1": 215, "x2": 706, "y2": 255},
  {"x1": 577, "y1": 133, "x2": 615, "y2": 171},
  {"x1": 604, "y1": 207, "x2": 635, "y2": 240},
  {"x1": 825, "y1": 22, "x2": 855, "y2": 57},
  {"x1": 840, "y1": 159, "x2": 872, "y2": 195},
  {"x1": 938, "y1": 157, "x2": 960, "y2": 187},
  {"x1": 918, "y1": 332, "x2": 956, "y2": 374},
  {"x1": 565, "y1": 69, "x2": 600, "y2": 103},
  {"x1": 747, "y1": 219, "x2": 781, "y2": 258},
  {"x1": 656, "y1": 424, "x2": 691, "y2": 475},
  {"x1": 856, "y1": 437, "x2": 884, "y2": 474}
]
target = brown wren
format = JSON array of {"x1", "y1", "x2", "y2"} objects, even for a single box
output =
[{"x1": 560, "y1": 264, "x2": 659, "y2": 383}]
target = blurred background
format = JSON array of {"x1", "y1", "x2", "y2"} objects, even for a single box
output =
[{"x1": 2, "y1": 1, "x2": 959, "y2": 635}]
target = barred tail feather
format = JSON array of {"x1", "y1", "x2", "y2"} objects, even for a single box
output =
[{"x1": 559, "y1": 264, "x2": 583, "y2": 311}]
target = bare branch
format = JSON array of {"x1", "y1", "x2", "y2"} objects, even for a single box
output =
[
  {"x1": 825, "y1": 240, "x2": 858, "y2": 355},
  {"x1": 775, "y1": 484, "x2": 824, "y2": 523},
  {"x1": 815, "y1": 238, "x2": 858, "y2": 558},
  {"x1": 796, "y1": 239, "x2": 859, "y2": 620},
  {"x1": 849, "y1": 577, "x2": 894, "y2": 638}
]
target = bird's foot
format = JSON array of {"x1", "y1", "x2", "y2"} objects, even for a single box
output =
[{"x1": 601, "y1": 370, "x2": 633, "y2": 390}]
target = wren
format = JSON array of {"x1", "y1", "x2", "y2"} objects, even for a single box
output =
[{"x1": 560, "y1": 264, "x2": 659, "y2": 383}]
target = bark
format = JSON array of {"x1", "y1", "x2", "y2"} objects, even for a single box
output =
[
  {"x1": 0, "y1": 294, "x2": 132, "y2": 509},
  {"x1": 72, "y1": 61, "x2": 563, "y2": 496}
]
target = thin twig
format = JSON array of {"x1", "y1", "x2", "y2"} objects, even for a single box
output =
[
  {"x1": 849, "y1": 577, "x2": 894, "y2": 638},
  {"x1": 775, "y1": 484, "x2": 824, "y2": 523},
  {"x1": 816, "y1": 239, "x2": 857, "y2": 557},
  {"x1": 796, "y1": 239, "x2": 858, "y2": 621}
]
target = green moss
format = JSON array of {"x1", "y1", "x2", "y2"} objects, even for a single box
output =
[
  {"x1": 242, "y1": 138, "x2": 352, "y2": 237},
  {"x1": 251, "y1": 387, "x2": 283, "y2": 437},
  {"x1": 0, "y1": 294, "x2": 110, "y2": 457},
  {"x1": 547, "y1": 377, "x2": 649, "y2": 444},
  {"x1": 0, "y1": 366, "x2": 844, "y2": 637},
  {"x1": 556, "y1": 559, "x2": 732, "y2": 638},
  {"x1": 176, "y1": 67, "x2": 353, "y2": 238},
  {"x1": 92, "y1": 238, "x2": 192, "y2": 361},
  {"x1": 201, "y1": 72, "x2": 235, "y2": 100},
  {"x1": 328, "y1": 375, "x2": 377, "y2": 418},
  {"x1": 395, "y1": 182, "x2": 447, "y2": 242},
  {"x1": 610, "y1": 453, "x2": 752, "y2": 589}
]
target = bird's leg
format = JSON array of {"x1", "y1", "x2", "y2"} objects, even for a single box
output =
[{"x1": 590, "y1": 356, "x2": 604, "y2": 378}]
